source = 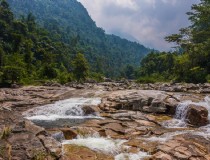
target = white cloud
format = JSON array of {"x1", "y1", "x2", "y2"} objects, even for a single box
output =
[
  {"x1": 114, "y1": 0, "x2": 138, "y2": 10},
  {"x1": 78, "y1": 0, "x2": 199, "y2": 50}
]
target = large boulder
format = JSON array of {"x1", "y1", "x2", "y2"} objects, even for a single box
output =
[
  {"x1": 185, "y1": 104, "x2": 208, "y2": 126},
  {"x1": 82, "y1": 105, "x2": 100, "y2": 115}
]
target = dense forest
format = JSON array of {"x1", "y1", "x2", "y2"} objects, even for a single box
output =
[
  {"x1": 0, "y1": 0, "x2": 92, "y2": 85},
  {"x1": 138, "y1": 0, "x2": 210, "y2": 83},
  {"x1": 1, "y1": 0, "x2": 209, "y2": 85},
  {"x1": 7, "y1": 0, "x2": 151, "y2": 78}
]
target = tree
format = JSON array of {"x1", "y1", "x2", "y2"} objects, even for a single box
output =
[
  {"x1": 0, "y1": 47, "x2": 4, "y2": 67},
  {"x1": 164, "y1": 0, "x2": 210, "y2": 83},
  {"x1": 124, "y1": 65, "x2": 135, "y2": 79},
  {"x1": 72, "y1": 53, "x2": 89, "y2": 82},
  {"x1": 2, "y1": 66, "x2": 24, "y2": 83},
  {"x1": 24, "y1": 40, "x2": 34, "y2": 71},
  {"x1": 0, "y1": 0, "x2": 13, "y2": 24}
]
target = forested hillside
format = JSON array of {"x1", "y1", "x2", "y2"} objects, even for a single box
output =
[
  {"x1": 138, "y1": 0, "x2": 210, "y2": 83},
  {"x1": 7, "y1": 0, "x2": 151, "y2": 77},
  {"x1": 0, "y1": 0, "x2": 92, "y2": 85}
]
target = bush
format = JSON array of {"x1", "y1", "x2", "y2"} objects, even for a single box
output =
[
  {"x1": 58, "y1": 72, "x2": 69, "y2": 84},
  {"x1": 2, "y1": 66, "x2": 25, "y2": 83},
  {"x1": 185, "y1": 67, "x2": 206, "y2": 83},
  {"x1": 136, "y1": 73, "x2": 167, "y2": 84},
  {"x1": 41, "y1": 65, "x2": 58, "y2": 79},
  {"x1": 206, "y1": 74, "x2": 210, "y2": 83},
  {"x1": 136, "y1": 76, "x2": 156, "y2": 83},
  {"x1": 89, "y1": 72, "x2": 104, "y2": 82}
]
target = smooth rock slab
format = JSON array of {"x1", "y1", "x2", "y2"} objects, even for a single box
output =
[{"x1": 62, "y1": 144, "x2": 114, "y2": 160}]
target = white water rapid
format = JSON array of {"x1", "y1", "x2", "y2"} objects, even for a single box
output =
[
  {"x1": 23, "y1": 98, "x2": 102, "y2": 121},
  {"x1": 162, "y1": 96, "x2": 210, "y2": 128},
  {"x1": 62, "y1": 133, "x2": 150, "y2": 160}
]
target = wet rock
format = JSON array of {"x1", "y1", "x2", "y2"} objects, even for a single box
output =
[
  {"x1": 71, "y1": 127, "x2": 99, "y2": 137},
  {"x1": 165, "y1": 97, "x2": 178, "y2": 114},
  {"x1": 60, "y1": 128, "x2": 78, "y2": 140},
  {"x1": 185, "y1": 104, "x2": 208, "y2": 126},
  {"x1": 82, "y1": 105, "x2": 100, "y2": 116},
  {"x1": 63, "y1": 144, "x2": 114, "y2": 160},
  {"x1": 52, "y1": 131, "x2": 65, "y2": 142}
]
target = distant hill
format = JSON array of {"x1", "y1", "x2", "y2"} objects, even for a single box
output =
[{"x1": 7, "y1": 0, "x2": 152, "y2": 77}]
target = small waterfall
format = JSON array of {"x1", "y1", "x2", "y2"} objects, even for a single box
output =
[
  {"x1": 204, "y1": 96, "x2": 210, "y2": 120},
  {"x1": 174, "y1": 102, "x2": 190, "y2": 120},
  {"x1": 163, "y1": 96, "x2": 210, "y2": 128},
  {"x1": 62, "y1": 134, "x2": 150, "y2": 160},
  {"x1": 23, "y1": 98, "x2": 102, "y2": 121}
]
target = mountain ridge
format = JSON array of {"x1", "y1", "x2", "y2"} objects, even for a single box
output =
[{"x1": 7, "y1": 0, "x2": 152, "y2": 77}]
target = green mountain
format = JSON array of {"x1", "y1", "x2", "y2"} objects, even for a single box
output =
[{"x1": 7, "y1": 0, "x2": 151, "y2": 77}]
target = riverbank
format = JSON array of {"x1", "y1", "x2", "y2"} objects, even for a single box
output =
[{"x1": 0, "y1": 83, "x2": 210, "y2": 159}]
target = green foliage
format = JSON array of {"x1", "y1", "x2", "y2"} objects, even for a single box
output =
[
  {"x1": 137, "y1": 51, "x2": 176, "y2": 82},
  {"x1": 137, "y1": 73, "x2": 166, "y2": 84},
  {"x1": 137, "y1": 76, "x2": 156, "y2": 84},
  {"x1": 2, "y1": 66, "x2": 24, "y2": 83},
  {"x1": 206, "y1": 74, "x2": 210, "y2": 83},
  {"x1": 138, "y1": 0, "x2": 210, "y2": 83},
  {"x1": 0, "y1": 1, "x2": 77, "y2": 85},
  {"x1": 7, "y1": 0, "x2": 151, "y2": 77},
  {"x1": 0, "y1": 126, "x2": 11, "y2": 139},
  {"x1": 72, "y1": 53, "x2": 89, "y2": 82},
  {"x1": 40, "y1": 65, "x2": 58, "y2": 79},
  {"x1": 89, "y1": 72, "x2": 104, "y2": 82},
  {"x1": 124, "y1": 65, "x2": 135, "y2": 79}
]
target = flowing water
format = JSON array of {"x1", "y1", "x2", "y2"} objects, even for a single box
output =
[
  {"x1": 63, "y1": 133, "x2": 127, "y2": 155},
  {"x1": 63, "y1": 133, "x2": 150, "y2": 160},
  {"x1": 160, "y1": 96, "x2": 210, "y2": 141},
  {"x1": 24, "y1": 97, "x2": 150, "y2": 159},
  {"x1": 162, "y1": 96, "x2": 210, "y2": 128},
  {"x1": 23, "y1": 96, "x2": 210, "y2": 159},
  {"x1": 23, "y1": 98, "x2": 102, "y2": 128}
]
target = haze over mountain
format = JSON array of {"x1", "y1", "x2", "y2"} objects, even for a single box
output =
[
  {"x1": 7, "y1": 0, "x2": 152, "y2": 77},
  {"x1": 78, "y1": 0, "x2": 200, "y2": 50}
]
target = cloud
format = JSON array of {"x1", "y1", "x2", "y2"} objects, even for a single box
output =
[{"x1": 78, "y1": 0, "x2": 200, "y2": 51}]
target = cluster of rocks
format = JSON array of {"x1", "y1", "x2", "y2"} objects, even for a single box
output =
[
  {"x1": 0, "y1": 110, "x2": 62, "y2": 160},
  {"x1": 99, "y1": 90, "x2": 179, "y2": 115},
  {"x1": 99, "y1": 90, "x2": 209, "y2": 127},
  {"x1": 0, "y1": 86, "x2": 73, "y2": 159},
  {"x1": 0, "y1": 85, "x2": 210, "y2": 159},
  {"x1": 58, "y1": 109, "x2": 210, "y2": 160},
  {"x1": 61, "y1": 81, "x2": 210, "y2": 93},
  {"x1": 0, "y1": 86, "x2": 73, "y2": 112}
]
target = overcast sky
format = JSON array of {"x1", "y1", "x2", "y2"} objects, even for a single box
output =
[{"x1": 77, "y1": 0, "x2": 200, "y2": 51}]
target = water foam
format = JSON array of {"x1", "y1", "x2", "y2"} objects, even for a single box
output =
[
  {"x1": 162, "y1": 96, "x2": 210, "y2": 128},
  {"x1": 62, "y1": 134, "x2": 127, "y2": 155},
  {"x1": 144, "y1": 130, "x2": 193, "y2": 142},
  {"x1": 115, "y1": 151, "x2": 150, "y2": 160},
  {"x1": 24, "y1": 98, "x2": 102, "y2": 121},
  {"x1": 63, "y1": 134, "x2": 150, "y2": 160}
]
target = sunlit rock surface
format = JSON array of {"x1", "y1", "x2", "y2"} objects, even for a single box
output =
[{"x1": 0, "y1": 83, "x2": 210, "y2": 159}]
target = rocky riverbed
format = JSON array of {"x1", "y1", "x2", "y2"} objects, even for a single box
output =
[{"x1": 0, "y1": 83, "x2": 210, "y2": 160}]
